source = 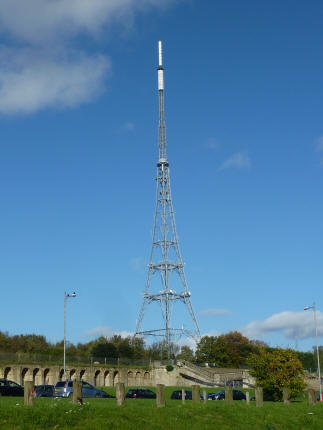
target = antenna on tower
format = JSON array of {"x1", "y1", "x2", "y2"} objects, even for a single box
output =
[
  {"x1": 134, "y1": 41, "x2": 200, "y2": 358},
  {"x1": 158, "y1": 40, "x2": 163, "y2": 67}
]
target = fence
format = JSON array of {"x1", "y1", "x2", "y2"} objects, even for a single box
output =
[{"x1": 0, "y1": 352, "x2": 151, "y2": 367}]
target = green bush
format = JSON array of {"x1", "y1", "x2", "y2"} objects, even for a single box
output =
[
  {"x1": 247, "y1": 348, "x2": 306, "y2": 401},
  {"x1": 166, "y1": 364, "x2": 174, "y2": 372}
]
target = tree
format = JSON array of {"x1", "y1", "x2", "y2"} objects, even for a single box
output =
[
  {"x1": 195, "y1": 332, "x2": 264, "y2": 368},
  {"x1": 146, "y1": 341, "x2": 179, "y2": 360},
  {"x1": 176, "y1": 346, "x2": 195, "y2": 362},
  {"x1": 313, "y1": 346, "x2": 323, "y2": 372},
  {"x1": 195, "y1": 336, "x2": 218, "y2": 363},
  {"x1": 211, "y1": 336, "x2": 233, "y2": 367},
  {"x1": 92, "y1": 341, "x2": 118, "y2": 359},
  {"x1": 247, "y1": 348, "x2": 306, "y2": 401},
  {"x1": 117, "y1": 339, "x2": 134, "y2": 358},
  {"x1": 195, "y1": 335, "x2": 232, "y2": 366},
  {"x1": 0, "y1": 331, "x2": 10, "y2": 352},
  {"x1": 222, "y1": 331, "x2": 258, "y2": 367},
  {"x1": 130, "y1": 337, "x2": 146, "y2": 359},
  {"x1": 296, "y1": 351, "x2": 315, "y2": 370}
]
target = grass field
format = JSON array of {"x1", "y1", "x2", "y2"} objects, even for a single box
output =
[{"x1": 0, "y1": 387, "x2": 322, "y2": 430}]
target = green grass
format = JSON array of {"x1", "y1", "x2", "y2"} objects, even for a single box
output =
[{"x1": 0, "y1": 387, "x2": 322, "y2": 430}]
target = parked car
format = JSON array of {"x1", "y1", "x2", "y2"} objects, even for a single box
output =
[
  {"x1": 34, "y1": 385, "x2": 55, "y2": 397},
  {"x1": 170, "y1": 390, "x2": 204, "y2": 400},
  {"x1": 125, "y1": 388, "x2": 156, "y2": 399},
  {"x1": 208, "y1": 389, "x2": 246, "y2": 401},
  {"x1": 0, "y1": 379, "x2": 24, "y2": 396},
  {"x1": 171, "y1": 390, "x2": 193, "y2": 400},
  {"x1": 54, "y1": 380, "x2": 114, "y2": 398}
]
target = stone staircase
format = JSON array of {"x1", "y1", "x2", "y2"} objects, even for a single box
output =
[{"x1": 177, "y1": 361, "x2": 254, "y2": 387}]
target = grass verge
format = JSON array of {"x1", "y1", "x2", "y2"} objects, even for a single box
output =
[{"x1": 0, "y1": 387, "x2": 322, "y2": 430}]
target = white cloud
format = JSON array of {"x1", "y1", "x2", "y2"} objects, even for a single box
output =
[
  {"x1": 176, "y1": 330, "x2": 220, "y2": 352},
  {"x1": 0, "y1": 0, "x2": 173, "y2": 114},
  {"x1": 84, "y1": 326, "x2": 133, "y2": 339},
  {"x1": 199, "y1": 308, "x2": 232, "y2": 316},
  {"x1": 0, "y1": 0, "x2": 171, "y2": 45},
  {"x1": 241, "y1": 310, "x2": 323, "y2": 340},
  {"x1": 177, "y1": 336, "x2": 198, "y2": 351},
  {"x1": 219, "y1": 150, "x2": 251, "y2": 170},
  {"x1": 0, "y1": 48, "x2": 109, "y2": 114}
]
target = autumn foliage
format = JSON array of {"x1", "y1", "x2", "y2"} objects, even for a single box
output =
[
  {"x1": 247, "y1": 348, "x2": 306, "y2": 400},
  {"x1": 195, "y1": 331, "x2": 265, "y2": 367}
]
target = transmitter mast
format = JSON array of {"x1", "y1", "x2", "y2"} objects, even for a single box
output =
[{"x1": 135, "y1": 41, "x2": 200, "y2": 357}]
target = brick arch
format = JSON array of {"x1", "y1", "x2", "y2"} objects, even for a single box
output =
[
  {"x1": 59, "y1": 369, "x2": 64, "y2": 381},
  {"x1": 4, "y1": 367, "x2": 14, "y2": 380},
  {"x1": 104, "y1": 370, "x2": 110, "y2": 387},
  {"x1": 144, "y1": 371, "x2": 150, "y2": 385},
  {"x1": 79, "y1": 369, "x2": 86, "y2": 380},
  {"x1": 127, "y1": 371, "x2": 134, "y2": 386},
  {"x1": 113, "y1": 371, "x2": 119, "y2": 386},
  {"x1": 21, "y1": 367, "x2": 31, "y2": 385},
  {"x1": 33, "y1": 368, "x2": 41, "y2": 385},
  {"x1": 69, "y1": 369, "x2": 76, "y2": 380},
  {"x1": 94, "y1": 370, "x2": 101, "y2": 387},
  {"x1": 43, "y1": 368, "x2": 51, "y2": 385}
]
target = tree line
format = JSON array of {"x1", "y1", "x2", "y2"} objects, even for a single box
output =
[{"x1": 0, "y1": 330, "x2": 320, "y2": 370}]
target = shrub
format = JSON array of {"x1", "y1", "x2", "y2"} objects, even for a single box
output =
[{"x1": 247, "y1": 348, "x2": 306, "y2": 401}]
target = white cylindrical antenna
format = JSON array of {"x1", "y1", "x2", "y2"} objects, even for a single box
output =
[
  {"x1": 158, "y1": 40, "x2": 164, "y2": 90},
  {"x1": 158, "y1": 40, "x2": 163, "y2": 67}
]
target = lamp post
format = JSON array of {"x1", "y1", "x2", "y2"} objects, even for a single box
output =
[
  {"x1": 304, "y1": 302, "x2": 322, "y2": 401},
  {"x1": 64, "y1": 292, "x2": 76, "y2": 380}
]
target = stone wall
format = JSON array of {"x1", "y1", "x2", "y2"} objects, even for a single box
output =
[
  {"x1": 0, "y1": 362, "x2": 255, "y2": 388},
  {"x1": 0, "y1": 364, "x2": 153, "y2": 387}
]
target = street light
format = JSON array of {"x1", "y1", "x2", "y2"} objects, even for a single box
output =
[
  {"x1": 304, "y1": 302, "x2": 322, "y2": 401},
  {"x1": 64, "y1": 292, "x2": 77, "y2": 380}
]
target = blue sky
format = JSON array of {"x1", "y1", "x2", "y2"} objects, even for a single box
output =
[{"x1": 0, "y1": 0, "x2": 322, "y2": 352}]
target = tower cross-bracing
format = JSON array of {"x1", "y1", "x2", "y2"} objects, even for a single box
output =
[{"x1": 135, "y1": 41, "x2": 200, "y2": 355}]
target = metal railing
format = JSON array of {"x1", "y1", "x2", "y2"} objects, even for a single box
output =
[
  {"x1": 0, "y1": 352, "x2": 151, "y2": 367},
  {"x1": 180, "y1": 360, "x2": 215, "y2": 380}
]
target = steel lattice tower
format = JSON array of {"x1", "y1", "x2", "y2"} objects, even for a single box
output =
[{"x1": 135, "y1": 41, "x2": 200, "y2": 354}]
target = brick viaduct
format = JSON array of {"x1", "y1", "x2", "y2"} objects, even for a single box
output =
[
  {"x1": 0, "y1": 364, "x2": 152, "y2": 387},
  {"x1": 0, "y1": 361, "x2": 257, "y2": 388}
]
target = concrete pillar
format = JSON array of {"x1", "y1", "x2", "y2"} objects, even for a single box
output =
[
  {"x1": 116, "y1": 383, "x2": 125, "y2": 406},
  {"x1": 24, "y1": 381, "x2": 34, "y2": 406},
  {"x1": 283, "y1": 387, "x2": 290, "y2": 405},
  {"x1": 181, "y1": 389, "x2": 186, "y2": 404},
  {"x1": 108, "y1": 372, "x2": 114, "y2": 387},
  {"x1": 16, "y1": 366, "x2": 22, "y2": 385},
  {"x1": 255, "y1": 387, "x2": 263, "y2": 407},
  {"x1": 73, "y1": 382, "x2": 83, "y2": 405},
  {"x1": 225, "y1": 386, "x2": 233, "y2": 404},
  {"x1": 308, "y1": 389, "x2": 316, "y2": 406},
  {"x1": 98, "y1": 370, "x2": 105, "y2": 386},
  {"x1": 203, "y1": 389, "x2": 207, "y2": 404},
  {"x1": 88, "y1": 370, "x2": 96, "y2": 386},
  {"x1": 246, "y1": 391, "x2": 250, "y2": 404},
  {"x1": 120, "y1": 368, "x2": 128, "y2": 385},
  {"x1": 52, "y1": 368, "x2": 60, "y2": 385},
  {"x1": 156, "y1": 384, "x2": 165, "y2": 408},
  {"x1": 192, "y1": 385, "x2": 200, "y2": 403}
]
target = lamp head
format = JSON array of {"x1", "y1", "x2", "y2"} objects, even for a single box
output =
[
  {"x1": 304, "y1": 306, "x2": 312, "y2": 311},
  {"x1": 71, "y1": 292, "x2": 77, "y2": 298}
]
